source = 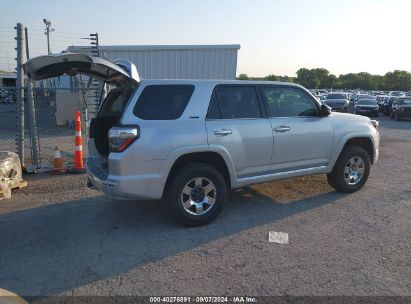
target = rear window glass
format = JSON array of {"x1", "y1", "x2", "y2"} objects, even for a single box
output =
[
  {"x1": 98, "y1": 89, "x2": 127, "y2": 117},
  {"x1": 133, "y1": 85, "x2": 194, "y2": 120}
]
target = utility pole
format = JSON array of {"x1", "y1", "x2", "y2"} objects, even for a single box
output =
[
  {"x1": 81, "y1": 32, "x2": 99, "y2": 56},
  {"x1": 43, "y1": 19, "x2": 53, "y2": 55},
  {"x1": 90, "y1": 33, "x2": 99, "y2": 57},
  {"x1": 43, "y1": 19, "x2": 54, "y2": 88},
  {"x1": 15, "y1": 23, "x2": 25, "y2": 166},
  {"x1": 80, "y1": 33, "x2": 101, "y2": 120}
]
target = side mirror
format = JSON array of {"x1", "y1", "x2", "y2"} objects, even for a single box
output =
[{"x1": 320, "y1": 104, "x2": 332, "y2": 117}]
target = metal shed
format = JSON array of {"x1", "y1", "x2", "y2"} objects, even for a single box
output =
[{"x1": 68, "y1": 44, "x2": 240, "y2": 80}]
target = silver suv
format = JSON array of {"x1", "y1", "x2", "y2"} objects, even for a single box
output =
[{"x1": 25, "y1": 54, "x2": 380, "y2": 226}]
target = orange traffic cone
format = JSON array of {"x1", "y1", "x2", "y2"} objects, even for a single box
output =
[
  {"x1": 69, "y1": 111, "x2": 86, "y2": 174},
  {"x1": 51, "y1": 146, "x2": 66, "y2": 174}
]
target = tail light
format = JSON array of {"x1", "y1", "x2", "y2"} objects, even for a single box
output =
[{"x1": 108, "y1": 126, "x2": 139, "y2": 152}]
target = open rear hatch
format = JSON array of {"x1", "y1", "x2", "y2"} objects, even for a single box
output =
[
  {"x1": 23, "y1": 52, "x2": 140, "y2": 83},
  {"x1": 24, "y1": 53, "x2": 140, "y2": 161}
]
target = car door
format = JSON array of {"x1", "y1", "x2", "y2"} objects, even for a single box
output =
[
  {"x1": 259, "y1": 85, "x2": 333, "y2": 173},
  {"x1": 206, "y1": 85, "x2": 273, "y2": 178}
]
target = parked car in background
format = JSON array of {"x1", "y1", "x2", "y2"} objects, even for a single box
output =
[
  {"x1": 390, "y1": 91, "x2": 404, "y2": 97},
  {"x1": 354, "y1": 99, "x2": 379, "y2": 117},
  {"x1": 319, "y1": 94, "x2": 327, "y2": 103},
  {"x1": 324, "y1": 93, "x2": 349, "y2": 112},
  {"x1": 391, "y1": 97, "x2": 411, "y2": 120}
]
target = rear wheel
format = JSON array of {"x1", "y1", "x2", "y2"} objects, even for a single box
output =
[
  {"x1": 327, "y1": 146, "x2": 371, "y2": 193},
  {"x1": 165, "y1": 163, "x2": 227, "y2": 226}
]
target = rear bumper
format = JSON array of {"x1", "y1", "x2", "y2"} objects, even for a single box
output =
[{"x1": 86, "y1": 158, "x2": 165, "y2": 200}]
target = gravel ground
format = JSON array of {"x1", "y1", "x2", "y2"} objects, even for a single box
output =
[{"x1": 0, "y1": 115, "x2": 410, "y2": 299}]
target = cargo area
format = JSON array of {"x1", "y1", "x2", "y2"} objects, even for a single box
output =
[{"x1": 90, "y1": 84, "x2": 137, "y2": 157}]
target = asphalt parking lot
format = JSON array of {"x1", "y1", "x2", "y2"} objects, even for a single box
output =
[{"x1": 0, "y1": 115, "x2": 410, "y2": 299}]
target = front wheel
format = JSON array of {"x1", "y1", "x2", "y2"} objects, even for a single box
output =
[
  {"x1": 165, "y1": 163, "x2": 227, "y2": 226},
  {"x1": 327, "y1": 146, "x2": 371, "y2": 193},
  {"x1": 395, "y1": 112, "x2": 401, "y2": 121}
]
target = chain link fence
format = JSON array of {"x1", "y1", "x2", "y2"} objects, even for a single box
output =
[
  {"x1": 0, "y1": 86, "x2": 96, "y2": 168},
  {"x1": 0, "y1": 87, "x2": 20, "y2": 155}
]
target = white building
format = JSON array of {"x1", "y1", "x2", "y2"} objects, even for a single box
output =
[{"x1": 68, "y1": 44, "x2": 240, "y2": 80}]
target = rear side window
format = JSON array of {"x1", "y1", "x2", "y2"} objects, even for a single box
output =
[
  {"x1": 133, "y1": 85, "x2": 194, "y2": 120},
  {"x1": 207, "y1": 86, "x2": 262, "y2": 119}
]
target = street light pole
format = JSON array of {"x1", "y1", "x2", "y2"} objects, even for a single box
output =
[
  {"x1": 43, "y1": 19, "x2": 53, "y2": 55},
  {"x1": 43, "y1": 19, "x2": 54, "y2": 88}
]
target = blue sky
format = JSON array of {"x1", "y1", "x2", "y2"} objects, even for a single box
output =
[{"x1": 1, "y1": 0, "x2": 410, "y2": 76}]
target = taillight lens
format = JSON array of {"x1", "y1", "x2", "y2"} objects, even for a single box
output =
[{"x1": 108, "y1": 126, "x2": 139, "y2": 152}]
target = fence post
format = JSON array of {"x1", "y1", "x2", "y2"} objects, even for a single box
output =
[
  {"x1": 26, "y1": 79, "x2": 39, "y2": 165},
  {"x1": 15, "y1": 23, "x2": 25, "y2": 166},
  {"x1": 24, "y1": 27, "x2": 40, "y2": 166}
]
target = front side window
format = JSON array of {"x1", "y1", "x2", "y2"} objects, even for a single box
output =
[
  {"x1": 133, "y1": 85, "x2": 194, "y2": 120},
  {"x1": 261, "y1": 86, "x2": 318, "y2": 117},
  {"x1": 210, "y1": 86, "x2": 262, "y2": 119}
]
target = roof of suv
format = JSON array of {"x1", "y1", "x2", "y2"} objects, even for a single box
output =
[{"x1": 139, "y1": 79, "x2": 305, "y2": 88}]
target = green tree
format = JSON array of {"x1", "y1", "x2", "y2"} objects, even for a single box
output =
[
  {"x1": 237, "y1": 69, "x2": 411, "y2": 91},
  {"x1": 237, "y1": 74, "x2": 250, "y2": 80},
  {"x1": 384, "y1": 70, "x2": 411, "y2": 91}
]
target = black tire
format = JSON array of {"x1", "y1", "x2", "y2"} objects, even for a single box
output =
[
  {"x1": 165, "y1": 162, "x2": 227, "y2": 226},
  {"x1": 390, "y1": 111, "x2": 394, "y2": 119},
  {"x1": 395, "y1": 112, "x2": 401, "y2": 121},
  {"x1": 327, "y1": 146, "x2": 371, "y2": 193}
]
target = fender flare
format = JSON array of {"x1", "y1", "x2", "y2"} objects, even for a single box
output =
[
  {"x1": 327, "y1": 132, "x2": 376, "y2": 171},
  {"x1": 158, "y1": 145, "x2": 237, "y2": 193}
]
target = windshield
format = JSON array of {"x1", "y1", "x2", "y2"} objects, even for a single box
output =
[
  {"x1": 399, "y1": 99, "x2": 411, "y2": 105},
  {"x1": 327, "y1": 94, "x2": 346, "y2": 99},
  {"x1": 357, "y1": 99, "x2": 377, "y2": 105}
]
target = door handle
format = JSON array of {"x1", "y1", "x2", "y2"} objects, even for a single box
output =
[
  {"x1": 214, "y1": 129, "x2": 232, "y2": 136},
  {"x1": 274, "y1": 126, "x2": 291, "y2": 133}
]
